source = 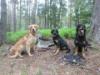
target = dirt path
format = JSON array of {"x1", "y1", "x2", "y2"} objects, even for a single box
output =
[{"x1": 0, "y1": 44, "x2": 100, "y2": 75}]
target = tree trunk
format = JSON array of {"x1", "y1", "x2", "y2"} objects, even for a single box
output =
[
  {"x1": 19, "y1": 0, "x2": 22, "y2": 30},
  {"x1": 13, "y1": 4, "x2": 16, "y2": 31},
  {"x1": 44, "y1": 0, "x2": 49, "y2": 28},
  {"x1": 0, "y1": 0, "x2": 7, "y2": 45},
  {"x1": 91, "y1": 0, "x2": 100, "y2": 43},
  {"x1": 31, "y1": 0, "x2": 37, "y2": 24}
]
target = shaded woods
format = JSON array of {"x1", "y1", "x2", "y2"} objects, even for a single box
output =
[
  {"x1": 0, "y1": 0, "x2": 100, "y2": 75},
  {"x1": 0, "y1": 0, "x2": 100, "y2": 44}
]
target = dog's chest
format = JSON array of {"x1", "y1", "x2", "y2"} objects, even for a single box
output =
[
  {"x1": 78, "y1": 36, "x2": 85, "y2": 42},
  {"x1": 27, "y1": 36, "x2": 37, "y2": 44},
  {"x1": 75, "y1": 36, "x2": 86, "y2": 46},
  {"x1": 55, "y1": 39, "x2": 59, "y2": 43}
]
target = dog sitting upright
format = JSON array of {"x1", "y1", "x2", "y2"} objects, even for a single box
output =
[
  {"x1": 50, "y1": 29, "x2": 71, "y2": 55},
  {"x1": 74, "y1": 24, "x2": 88, "y2": 59},
  {"x1": 9, "y1": 24, "x2": 39, "y2": 58}
]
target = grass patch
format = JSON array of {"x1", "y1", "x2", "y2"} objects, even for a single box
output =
[
  {"x1": 38, "y1": 29, "x2": 51, "y2": 38},
  {"x1": 6, "y1": 30, "x2": 27, "y2": 44},
  {"x1": 6, "y1": 27, "x2": 76, "y2": 44},
  {"x1": 59, "y1": 27, "x2": 76, "y2": 39}
]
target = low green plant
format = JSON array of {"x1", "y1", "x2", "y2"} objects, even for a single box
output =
[
  {"x1": 6, "y1": 27, "x2": 76, "y2": 44},
  {"x1": 59, "y1": 27, "x2": 76, "y2": 39},
  {"x1": 38, "y1": 29, "x2": 51, "y2": 38},
  {"x1": 6, "y1": 30, "x2": 27, "y2": 44}
]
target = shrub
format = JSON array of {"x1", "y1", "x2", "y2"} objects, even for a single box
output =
[
  {"x1": 6, "y1": 27, "x2": 76, "y2": 44},
  {"x1": 59, "y1": 27, "x2": 76, "y2": 39},
  {"x1": 6, "y1": 30, "x2": 27, "y2": 44},
  {"x1": 38, "y1": 29, "x2": 51, "y2": 38}
]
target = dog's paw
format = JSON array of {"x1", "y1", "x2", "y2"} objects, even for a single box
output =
[
  {"x1": 19, "y1": 54, "x2": 23, "y2": 58},
  {"x1": 9, "y1": 55, "x2": 17, "y2": 58},
  {"x1": 29, "y1": 54, "x2": 33, "y2": 56}
]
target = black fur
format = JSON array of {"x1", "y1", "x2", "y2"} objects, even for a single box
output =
[
  {"x1": 74, "y1": 24, "x2": 88, "y2": 58},
  {"x1": 50, "y1": 29, "x2": 70, "y2": 53}
]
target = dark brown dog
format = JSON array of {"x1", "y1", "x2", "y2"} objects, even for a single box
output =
[{"x1": 74, "y1": 24, "x2": 88, "y2": 59}]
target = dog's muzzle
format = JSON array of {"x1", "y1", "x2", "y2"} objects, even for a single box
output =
[
  {"x1": 32, "y1": 29, "x2": 36, "y2": 33},
  {"x1": 52, "y1": 32, "x2": 58, "y2": 37},
  {"x1": 78, "y1": 29, "x2": 85, "y2": 36}
]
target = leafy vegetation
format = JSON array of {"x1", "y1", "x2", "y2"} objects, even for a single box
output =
[
  {"x1": 6, "y1": 30, "x2": 27, "y2": 44},
  {"x1": 38, "y1": 29, "x2": 51, "y2": 38},
  {"x1": 59, "y1": 28, "x2": 76, "y2": 39},
  {"x1": 6, "y1": 28, "x2": 76, "y2": 44}
]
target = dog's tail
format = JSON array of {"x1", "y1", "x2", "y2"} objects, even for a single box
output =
[
  {"x1": 6, "y1": 45, "x2": 13, "y2": 56},
  {"x1": 2, "y1": 45, "x2": 12, "y2": 57}
]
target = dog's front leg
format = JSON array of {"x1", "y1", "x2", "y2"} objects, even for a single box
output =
[
  {"x1": 26, "y1": 45, "x2": 33, "y2": 56},
  {"x1": 53, "y1": 48, "x2": 60, "y2": 55},
  {"x1": 83, "y1": 47, "x2": 88, "y2": 56},
  {"x1": 18, "y1": 53, "x2": 23, "y2": 57},
  {"x1": 32, "y1": 45, "x2": 37, "y2": 53},
  {"x1": 33, "y1": 45, "x2": 37, "y2": 50},
  {"x1": 73, "y1": 47, "x2": 78, "y2": 55}
]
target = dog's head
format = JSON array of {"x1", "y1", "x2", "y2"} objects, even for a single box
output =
[
  {"x1": 76, "y1": 24, "x2": 86, "y2": 36},
  {"x1": 51, "y1": 29, "x2": 59, "y2": 37},
  {"x1": 28, "y1": 24, "x2": 39, "y2": 35}
]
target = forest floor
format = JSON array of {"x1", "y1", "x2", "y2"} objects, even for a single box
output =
[{"x1": 0, "y1": 40, "x2": 100, "y2": 75}]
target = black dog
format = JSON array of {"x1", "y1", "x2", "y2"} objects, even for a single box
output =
[
  {"x1": 49, "y1": 29, "x2": 70, "y2": 55},
  {"x1": 74, "y1": 24, "x2": 88, "y2": 59}
]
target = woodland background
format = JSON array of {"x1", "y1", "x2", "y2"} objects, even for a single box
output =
[
  {"x1": 0, "y1": 0, "x2": 100, "y2": 75},
  {"x1": 0, "y1": 0, "x2": 100, "y2": 44}
]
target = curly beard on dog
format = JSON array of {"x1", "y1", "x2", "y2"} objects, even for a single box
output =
[{"x1": 9, "y1": 24, "x2": 39, "y2": 58}]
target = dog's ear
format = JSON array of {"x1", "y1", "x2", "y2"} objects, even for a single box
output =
[
  {"x1": 28, "y1": 25, "x2": 33, "y2": 29},
  {"x1": 33, "y1": 24, "x2": 39, "y2": 29},
  {"x1": 28, "y1": 24, "x2": 39, "y2": 29}
]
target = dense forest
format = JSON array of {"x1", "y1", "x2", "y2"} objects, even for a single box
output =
[{"x1": 0, "y1": 0, "x2": 96, "y2": 45}]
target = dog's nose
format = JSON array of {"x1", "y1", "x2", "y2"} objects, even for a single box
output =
[{"x1": 32, "y1": 29, "x2": 35, "y2": 32}]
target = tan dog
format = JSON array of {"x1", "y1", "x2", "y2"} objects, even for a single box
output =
[{"x1": 9, "y1": 24, "x2": 39, "y2": 58}]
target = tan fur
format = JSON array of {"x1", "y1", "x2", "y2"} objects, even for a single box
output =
[
  {"x1": 53, "y1": 48, "x2": 60, "y2": 55},
  {"x1": 9, "y1": 24, "x2": 39, "y2": 58}
]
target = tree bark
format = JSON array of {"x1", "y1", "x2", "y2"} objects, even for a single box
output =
[
  {"x1": 31, "y1": 0, "x2": 37, "y2": 24},
  {"x1": 19, "y1": 0, "x2": 22, "y2": 30},
  {"x1": 91, "y1": 0, "x2": 100, "y2": 43},
  {"x1": 0, "y1": 0, "x2": 7, "y2": 45}
]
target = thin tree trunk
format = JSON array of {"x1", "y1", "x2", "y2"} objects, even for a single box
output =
[
  {"x1": 91, "y1": 0, "x2": 100, "y2": 43},
  {"x1": 32, "y1": 0, "x2": 37, "y2": 24},
  {"x1": 13, "y1": 3, "x2": 17, "y2": 31},
  {"x1": 19, "y1": 0, "x2": 22, "y2": 30},
  {"x1": 44, "y1": 0, "x2": 48, "y2": 28},
  {"x1": 0, "y1": 0, "x2": 7, "y2": 45}
]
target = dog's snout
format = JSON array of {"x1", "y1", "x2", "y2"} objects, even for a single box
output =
[
  {"x1": 32, "y1": 29, "x2": 35, "y2": 32},
  {"x1": 79, "y1": 29, "x2": 84, "y2": 36},
  {"x1": 53, "y1": 32, "x2": 57, "y2": 35},
  {"x1": 81, "y1": 29, "x2": 84, "y2": 33}
]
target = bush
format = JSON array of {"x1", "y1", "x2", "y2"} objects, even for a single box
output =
[
  {"x1": 59, "y1": 27, "x2": 76, "y2": 39},
  {"x1": 6, "y1": 27, "x2": 76, "y2": 44},
  {"x1": 38, "y1": 29, "x2": 51, "y2": 38},
  {"x1": 6, "y1": 30, "x2": 27, "y2": 44}
]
